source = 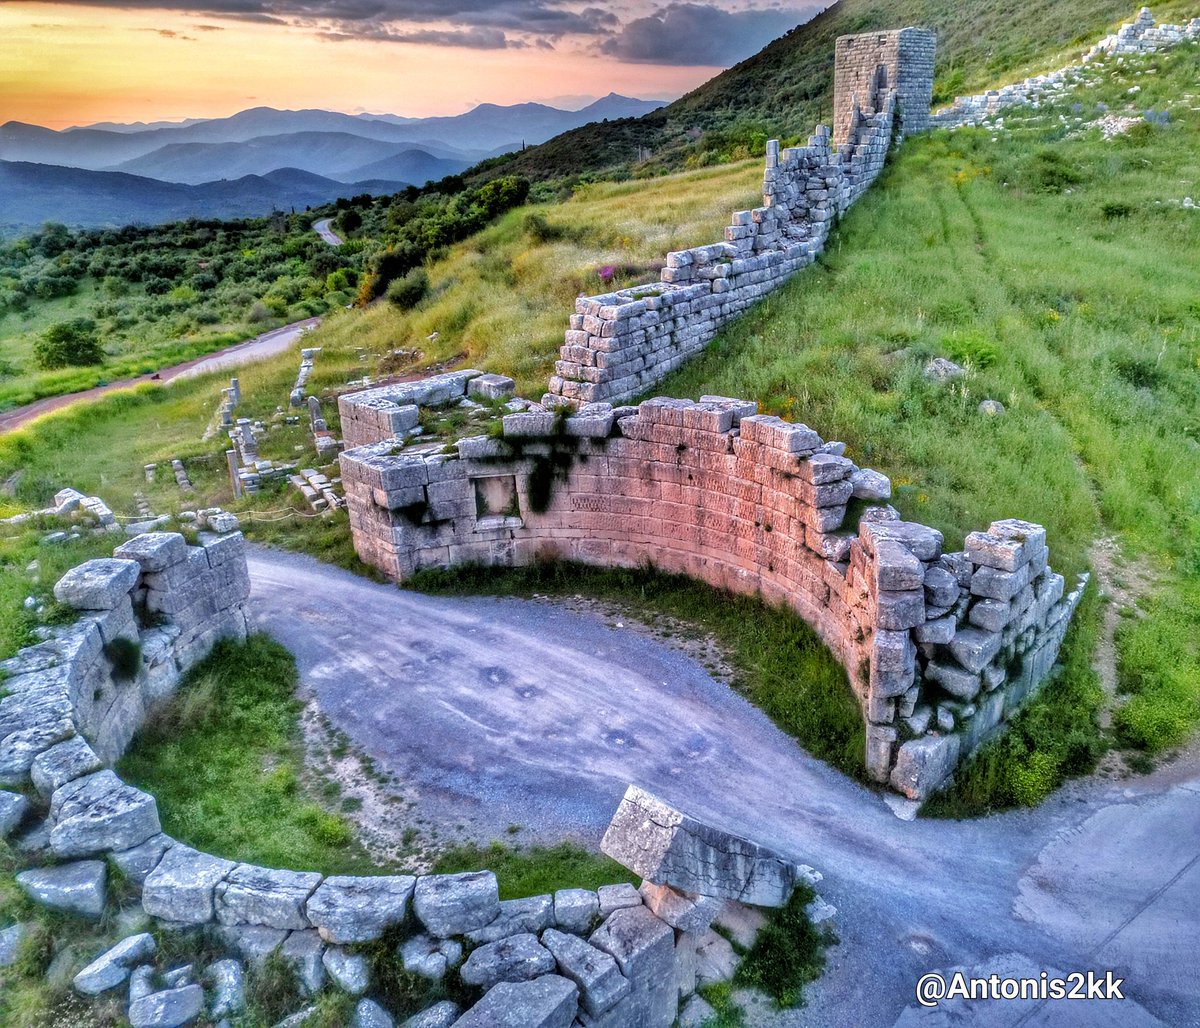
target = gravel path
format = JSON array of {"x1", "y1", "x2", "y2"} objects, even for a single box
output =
[{"x1": 247, "y1": 546, "x2": 1200, "y2": 1026}]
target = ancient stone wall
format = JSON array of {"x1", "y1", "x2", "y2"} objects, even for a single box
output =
[
  {"x1": 931, "y1": 9, "x2": 1199, "y2": 130},
  {"x1": 541, "y1": 27, "x2": 935, "y2": 409},
  {"x1": 833, "y1": 27, "x2": 936, "y2": 144},
  {"x1": 339, "y1": 396, "x2": 1086, "y2": 801}
]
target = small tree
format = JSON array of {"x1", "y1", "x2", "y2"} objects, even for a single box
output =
[{"x1": 34, "y1": 319, "x2": 103, "y2": 369}]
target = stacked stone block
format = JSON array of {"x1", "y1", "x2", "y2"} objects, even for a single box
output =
[
  {"x1": 337, "y1": 369, "x2": 484, "y2": 449},
  {"x1": 543, "y1": 27, "x2": 934, "y2": 409},
  {"x1": 340, "y1": 396, "x2": 1085, "y2": 800}
]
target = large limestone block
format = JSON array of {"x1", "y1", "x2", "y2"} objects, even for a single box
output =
[
  {"x1": 215, "y1": 865, "x2": 322, "y2": 929},
  {"x1": 306, "y1": 874, "x2": 416, "y2": 943},
  {"x1": 413, "y1": 871, "x2": 499, "y2": 938},
  {"x1": 128, "y1": 984, "x2": 205, "y2": 1027},
  {"x1": 49, "y1": 770, "x2": 161, "y2": 858},
  {"x1": 541, "y1": 928, "x2": 630, "y2": 1018},
  {"x1": 553, "y1": 888, "x2": 599, "y2": 933},
  {"x1": 638, "y1": 882, "x2": 722, "y2": 934},
  {"x1": 53, "y1": 559, "x2": 141, "y2": 610},
  {"x1": 17, "y1": 860, "x2": 106, "y2": 917},
  {"x1": 451, "y1": 974, "x2": 579, "y2": 1028},
  {"x1": 142, "y1": 845, "x2": 236, "y2": 924},
  {"x1": 601, "y1": 786, "x2": 809, "y2": 907},
  {"x1": 0, "y1": 789, "x2": 29, "y2": 837},
  {"x1": 31, "y1": 736, "x2": 102, "y2": 799},
  {"x1": 459, "y1": 932, "x2": 556, "y2": 988},
  {"x1": 588, "y1": 906, "x2": 676, "y2": 1028},
  {"x1": 465, "y1": 894, "x2": 553, "y2": 945},
  {"x1": 889, "y1": 734, "x2": 962, "y2": 801},
  {"x1": 111, "y1": 833, "x2": 175, "y2": 886},
  {"x1": 113, "y1": 533, "x2": 188, "y2": 573},
  {"x1": 73, "y1": 932, "x2": 156, "y2": 995}
]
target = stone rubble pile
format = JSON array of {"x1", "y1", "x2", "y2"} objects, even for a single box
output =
[
  {"x1": 289, "y1": 468, "x2": 345, "y2": 513},
  {"x1": 338, "y1": 369, "x2": 488, "y2": 449},
  {"x1": 170, "y1": 460, "x2": 193, "y2": 493},
  {"x1": 0, "y1": 488, "x2": 121, "y2": 534},
  {"x1": 931, "y1": 8, "x2": 1199, "y2": 129}
]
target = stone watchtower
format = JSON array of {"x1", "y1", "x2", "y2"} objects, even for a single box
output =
[{"x1": 833, "y1": 27, "x2": 937, "y2": 146}]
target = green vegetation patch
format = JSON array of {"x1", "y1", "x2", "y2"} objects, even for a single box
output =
[
  {"x1": 409, "y1": 560, "x2": 866, "y2": 779},
  {"x1": 734, "y1": 883, "x2": 835, "y2": 1008},
  {"x1": 431, "y1": 841, "x2": 636, "y2": 900}
]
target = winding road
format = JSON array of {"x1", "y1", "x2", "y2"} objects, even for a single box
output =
[
  {"x1": 247, "y1": 547, "x2": 1200, "y2": 1027},
  {"x1": 0, "y1": 318, "x2": 319, "y2": 434},
  {"x1": 313, "y1": 217, "x2": 344, "y2": 247}
]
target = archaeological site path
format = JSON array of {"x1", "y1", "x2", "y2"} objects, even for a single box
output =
[{"x1": 248, "y1": 545, "x2": 1199, "y2": 1027}]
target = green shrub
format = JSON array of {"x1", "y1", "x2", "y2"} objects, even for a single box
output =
[
  {"x1": 734, "y1": 884, "x2": 832, "y2": 1008},
  {"x1": 103, "y1": 637, "x2": 142, "y2": 681},
  {"x1": 386, "y1": 268, "x2": 429, "y2": 310},
  {"x1": 943, "y1": 329, "x2": 999, "y2": 369},
  {"x1": 33, "y1": 319, "x2": 104, "y2": 370}
]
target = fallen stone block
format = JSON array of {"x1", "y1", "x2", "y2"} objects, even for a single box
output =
[
  {"x1": 890, "y1": 734, "x2": 962, "y2": 801},
  {"x1": 128, "y1": 983, "x2": 205, "y2": 1028},
  {"x1": 601, "y1": 786, "x2": 809, "y2": 908},
  {"x1": 638, "y1": 882, "x2": 722, "y2": 934},
  {"x1": 459, "y1": 932, "x2": 556, "y2": 988},
  {"x1": 541, "y1": 928, "x2": 631, "y2": 1018},
  {"x1": 206, "y1": 958, "x2": 245, "y2": 1018},
  {"x1": 73, "y1": 932, "x2": 156, "y2": 995},
  {"x1": 17, "y1": 860, "x2": 106, "y2": 917},
  {"x1": 588, "y1": 905, "x2": 676, "y2": 1028},
  {"x1": 451, "y1": 974, "x2": 579, "y2": 1028}
]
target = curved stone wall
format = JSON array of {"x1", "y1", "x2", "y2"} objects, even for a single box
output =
[{"x1": 340, "y1": 396, "x2": 1086, "y2": 800}]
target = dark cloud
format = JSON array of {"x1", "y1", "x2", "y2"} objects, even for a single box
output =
[
  {"x1": 601, "y1": 3, "x2": 815, "y2": 65},
  {"x1": 322, "y1": 24, "x2": 521, "y2": 47}
]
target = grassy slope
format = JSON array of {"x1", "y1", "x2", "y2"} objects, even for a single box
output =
[{"x1": 483, "y1": 0, "x2": 1200, "y2": 181}]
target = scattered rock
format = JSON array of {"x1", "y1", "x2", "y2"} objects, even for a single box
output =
[
  {"x1": 207, "y1": 958, "x2": 245, "y2": 1019},
  {"x1": 0, "y1": 790, "x2": 29, "y2": 836},
  {"x1": 281, "y1": 929, "x2": 325, "y2": 994},
  {"x1": 128, "y1": 984, "x2": 205, "y2": 1027},
  {"x1": 978, "y1": 399, "x2": 1006, "y2": 416},
  {"x1": 402, "y1": 1000, "x2": 460, "y2": 1027},
  {"x1": 323, "y1": 946, "x2": 370, "y2": 995},
  {"x1": 0, "y1": 923, "x2": 29, "y2": 967},
  {"x1": 541, "y1": 928, "x2": 631, "y2": 1018},
  {"x1": 399, "y1": 933, "x2": 462, "y2": 980},
  {"x1": 678, "y1": 993, "x2": 716, "y2": 1026},
  {"x1": 923, "y1": 357, "x2": 966, "y2": 383},
  {"x1": 453, "y1": 974, "x2": 579, "y2": 1028},
  {"x1": 353, "y1": 998, "x2": 395, "y2": 1028},
  {"x1": 73, "y1": 932, "x2": 156, "y2": 995}
]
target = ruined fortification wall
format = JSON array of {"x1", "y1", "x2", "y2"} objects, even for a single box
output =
[
  {"x1": 340, "y1": 397, "x2": 1085, "y2": 801},
  {"x1": 539, "y1": 27, "x2": 935, "y2": 409},
  {"x1": 931, "y1": 9, "x2": 1200, "y2": 130}
]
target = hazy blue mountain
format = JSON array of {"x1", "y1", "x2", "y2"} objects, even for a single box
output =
[
  {"x1": 0, "y1": 161, "x2": 408, "y2": 231},
  {"x1": 111, "y1": 133, "x2": 469, "y2": 185}
]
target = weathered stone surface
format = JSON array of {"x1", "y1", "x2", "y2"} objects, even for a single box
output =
[
  {"x1": 49, "y1": 770, "x2": 161, "y2": 858},
  {"x1": 73, "y1": 932, "x2": 156, "y2": 995},
  {"x1": 354, "y1": 998, "x2": 396, "y2": 1028},
  {"x1": 142, "y1": 845, "x2": 236, "y2": 924},
  {"x1": 466, "y1": 894, "x2": 553, "y2": 944},
  {"x1": 53, "y1": 559, "x2": 140, "y2": 610},
  {"x1": 460, "y1": 932, "x2": 555, "y2": 989},
  {"x1": 0, "y1": 923, "x2": 29, "y2": 967},
  {"x1": 305, "y1": 874, "x2": 415, "y2": 943},
  {"x1": 404, "y1": 1000, "x2": 460, "y2": 1028},
  {"x1": 128, "y1": 984, "x2": 205, "y2": 1027},
  {"x1": 216, "y1": 865, "x2": 322, "y2": 929},
  {"x1": 452, "y1": 975, "x2": 578, "y2": 1028},
  {"x1": 0, "y1": 789, "x2": 29, "y2": 836},
  {"x1": 850, "y1": 468, "x2": 891, "y2": 501},
  {"x1": 679, "y1": 994, "x2": 716, "y2": 1026},
  {"x1": 111, "y1": 833, "x2": 175, "y2": 886},
  {"x1": 467, "y1": 374, "x2": 516, "y2": 401},
  {"x1": 925, "y1": 662, "x2": 981, "y2": 702},
  {"x1": 553, "y1": 888, "x2": 599, "y2": 934},
  {"x1": 412, "y1": 871, "x2": 499, "y2": 938},
  {"x1": 129, "y1": 965, "x2": 155, "y2": 1002},
  {"x1": 890, "y1": 734, "x2": 962, "y2": 801},
  {"x1": 949, "y1": 627, "x2": 1003, "y2": 674},
  {"x1": 217, "y1": 925, "x2": 287, "y2": 967},
  {"x1": 541, "y1": 928, "x2": 630, "y2": 1018},
  {"x1": 281, "y1": 929, "x2": 326, "y2": 994},
  {"x1": 206, "y1": 958, "x2": 245, "y2": 1018},
  {"x1": 601, "y1": 786, "x2": 807, "y2": 907},
  {"x1": 0, "y1": 719, "x2": 77, "y2": 783},
  {"x1": 874, "y1": 540, "x2": 924, "y2": 591},
  {"x1": 17, "y1": 860, "x2": 106, "y2": 917},
  {"x1": 876, "y1": 588, "x2": 925, "y2": 631},
  {"x1": 694, "y1": 929, "x2": 737, "y2": 985},
  {"x1": 589, "y1": 906, "x2": 676, "y2": 1028},
  {"x1": 638, "y1": 882, "x2": 722, "y2": 934},
  {"x1": 114, "y1": 533, "x2": 188, "y2": 573},
  {"x1": 712, "y1": 901, "x2": 766, "y2": 949},
  {"x1": 596, "y1": 883, "x2": 642, "y2": 917},
  {"x1": 923, "y1": 565, "x2": 960, "y2": 608},
  {"x1": 400, "y1": 933, "x2": 462, "y2": 980},
  {"x1": 275, "y1": 1007, "x2": 319, "y2": 1028},
  {"x1": 323, "y1": 946, "x2": 370, "y2": 995},
  {"x1": 31, "y1": 737, "x2": 102, "y2": 799}
]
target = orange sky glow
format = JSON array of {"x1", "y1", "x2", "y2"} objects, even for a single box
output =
[{"x1": 0, "y1": 3, "x2": 725, "y2": 128}]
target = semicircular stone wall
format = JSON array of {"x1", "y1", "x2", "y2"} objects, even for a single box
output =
[{"x1": 340, "y1": 396, "x2": 1087, "y2": 800}]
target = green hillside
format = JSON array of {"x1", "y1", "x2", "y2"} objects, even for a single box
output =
[{"x1": 478, "y1": 0, "x2": 1200, "y2": 181}]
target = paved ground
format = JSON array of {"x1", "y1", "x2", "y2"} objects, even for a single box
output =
[
  {"x1": 313, "y1": 218, "x2": 344, "y2": 247},
  {"x1": 248, "y1": 547, "x2": 1200, "y2": 1027},
  {"x1": 0, "y1": 318, "x2": 320, "y2": 434}
]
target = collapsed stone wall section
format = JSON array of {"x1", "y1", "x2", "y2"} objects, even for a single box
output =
[
  {"x1": 542, "y1": 27, "x2": 935, "y2": 408},
  {"x1": 340, "y1": 396, "x2": 1085, "y2": 800},
  {"x1": 931, "y1": 8, "x2": 1200, "y2": 130}
]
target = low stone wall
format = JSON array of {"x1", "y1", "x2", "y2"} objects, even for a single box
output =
[
  {"x1": 2, "y1": 538, "x2": 824, "y2": 1026},
  {"x1": 340, "y1": 396, "x2": 1086, "y2": 801},
  {"x1": 541, "y1": 27, "x2": 935, "y2": 409},
  {"x1": 931, "y1": 8, "x2": 1200, "y2": 130}
]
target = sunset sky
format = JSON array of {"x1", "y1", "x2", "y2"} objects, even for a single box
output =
[{"x1": 0, "y1": 0, "x2": 823, "y2": 129}]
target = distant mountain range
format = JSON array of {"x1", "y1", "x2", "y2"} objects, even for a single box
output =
[
  {"x1": 0, "y1": 93, "x2": 666, "y2": 231},
  {"x1": 0, "y1": 162, "x2": 409, "y2": 232}
]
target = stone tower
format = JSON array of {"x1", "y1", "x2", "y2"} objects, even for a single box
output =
[{"x1": 833, "y1": 27, "x2": 937, "y2": 146}]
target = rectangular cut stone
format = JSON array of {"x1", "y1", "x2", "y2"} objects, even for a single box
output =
[
  {"x1": 143, "y1": 845, "x2": 236, "y2": 924},
  {"x1": 874, "y1": 540, "x2": 924, "y2": 591},
  {"x1": 971, "y1": 564, "x2": 1029, "y2": 602},
  {"x1": 870, "y1": 630, "x2": 916, "y2": 698},
  {"x1": 453, "y1": 975, "x2": 579, "y2": 1028},
  {"x1": 589, "y1": 906, "x2": 676, "y2": 1028},
  {"x1": 215, "y1": 865, "x2": 323, "y2": 930},
  {"x1": 113, "y1": 533, "x2": 188, "y2": 573},
  {"x1": 890, "y1": 734, "x2": 962, "y2": 801},
  {"x1": 542, "y1": 928, "x2": 631, "y2": 1018},
  {"x1": 49, "y1": 770, "x2": 161, "y2": 858},
  {"x1": 949, "y1": 628, "x2": 1003, "y2": 674},
  {"x1": 965, "y1": 531, "x2": 1028, "y2": 572},
  {"x1": 306, "y1": 874, "x2": 416, "y2": 943},
  {"x1": 876, "y1": 589, "x2": 925, "y2": 631},
  {"x1": 600, "y1": 786, "x2": 805, "y2": 907},
  {"x1": 925, "y1": 661, "x2": 981, "y2": 701}
]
